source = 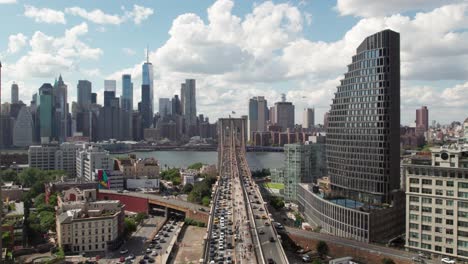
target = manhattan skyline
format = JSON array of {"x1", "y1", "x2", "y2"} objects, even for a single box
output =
[{"x1": 0, "y1": 0, "x2": 467, "y2": 125}]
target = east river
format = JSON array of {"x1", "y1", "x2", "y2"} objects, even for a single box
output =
[{"x1": 112, "y1": 151, "x2": 285, "y2": 170}]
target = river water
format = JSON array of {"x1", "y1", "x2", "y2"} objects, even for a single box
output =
[{"x1": 112, "y1": 151, "x2": 285, "y2": 170}]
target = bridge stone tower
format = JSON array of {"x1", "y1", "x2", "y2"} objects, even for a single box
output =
[{"x1": 217, "y1": 118, "x2": 247, "y2": 175}]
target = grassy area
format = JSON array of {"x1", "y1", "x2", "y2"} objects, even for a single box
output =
[{"x1": 264, "y1": 182, "x2": 285, "y2": 190}]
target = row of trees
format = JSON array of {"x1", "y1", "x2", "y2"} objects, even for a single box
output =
[
  {"x1": 0, "y1": 168, "x2": 65, "y2": 245},
  {"x1": 186, "y1": 174, "x2": 217, "y2": 206}
]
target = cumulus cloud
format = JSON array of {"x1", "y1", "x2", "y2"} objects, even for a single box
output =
[
  {"x1": 65, "y1": 7, "x2": 122, "y2": 25},
  {"x1": 9, "y1": 23, "x2": 102, "y2": 79},
  {"x1": 0, "y1": 0, "x2": 16, "y2": 4},
  {"x1": 65, "y1": 5, "x2": 153, "y2": 25},
  {"x1": 24, "y1": 5, "x2": 66, "y2": 24},
  {"x1": 7, "y1": 33, "x2": 28, "y2": 54},
  {"x1": 102, "y1": 0, "x2": 468, "y2": 124},
  {"x1": 335, "y1": 0, "x2": 464, "y2": 17},
  {"x1": 128, "y1": 4, "x2": 154, "y2": 24}
]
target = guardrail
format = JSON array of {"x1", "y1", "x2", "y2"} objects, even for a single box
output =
[
  {"x1": 240, "y1": 152, "x2": 290, "y2": 264},
  {"x1": 235, "y1": 148, "x2": 265, "y2": 264},
  {"x1": 202, "y1": 172, "x2": 222, "y2": 262}
]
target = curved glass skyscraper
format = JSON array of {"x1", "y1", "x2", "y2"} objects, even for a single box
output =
[{"x1": 326, "y1": 29, "x2": 401, "y2": 204}]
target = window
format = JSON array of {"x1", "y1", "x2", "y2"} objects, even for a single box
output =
[
  {"x1": 460, "y1": 192, "x2": 468, "y2": 198},
  {"x1": 436, "y1": 190, "x2": 443, "y2": 195},
  {"x1": 422, "y1": 179, "x2": 432, "y2": 185},
  {"x1": 409, "y1": 232, "x2": 419, "y2": 239},
  {"x1": 422, "y1": 216, "x2": 432, "y2": 222},
  {"x1": 410, "y1": 223, "x2": 419, "y2": 229},
  {"x1": 460, "y1": 182, "x2": 468, "y2": 189},
  {"x1": 447, "y1": 200, "x2": 454, "y2": 206},
  {"x1": 422, "y1": 207, "x2": 432, "y2": 213},
  {"x1": 410, "y1": 196, "x2": 419, "y2": 202},
  {"x1": 435, "y1": 236, "x2": 442, "y2": 242},
  {"x1": 458, "y1": 240, "x2": 468, "y2": 248},
  {"x1": 447, "y1": 181, "x2": 454, "y2": 187},
  {"x1": 447, "y1": 190, "x2": 454, "y2": 196},
  {"x1": 436, "y1": 180, "x2": 443, "y2": 186},
  {"x1": 410, "y1": 187, "x2": 419, "y2": 193},
  {"x1": 435, "y1": 246, "x2": 442, "y2": 252},
  {"x1": 422, "y1": 188, "x2": 432, "y2": 194},
  {"x1": 422, "y1": 234, "x2": 432, "y2": 241},
  {"x1": 447, "y1": 219, "x2": 454, "y2": 225},
  {"x1": 459, "y1": 211, "x2": 468, "y2": 218},
  {"x1": 421, "y1": 243, "x2": 431, "y2": 250},
  {"x1": 447, "y1": 210, "x2": 454, "y2": 216},
  {"x1": 422, "y1": 225, "x2": 431, "y2": 231},
  {"x1": 409, "y1": 214, "x2": 419, "y2": 220},
  {"x1": 436, "y1": 199, "x2": 443, "y2": 204},
  {"x1": 410, "y1": 178, "x2": 419, "y2": 184},
  {"x1": 446, "y1": 248, "x2": 453, "y2": 254},
  {"x1": 422, "y1": 198, "x2": 432, "y2": 204},
  {"x1": 460, "y1": 202, "x2": 468, "y2": 208}
]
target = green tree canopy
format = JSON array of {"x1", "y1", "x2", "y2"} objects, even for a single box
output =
[
  {"x1": 188, "y1": 162, "x2": 204, "y2": 170},
  {"x1": 316, "y1": 241, "x2": 329, "y2": 258},
  {"x1": 382, "y1": 258, "x2": 395, "y2": 264},
  {"x1": 182, "y1": 183, "x2": 194, "y2": 194}
]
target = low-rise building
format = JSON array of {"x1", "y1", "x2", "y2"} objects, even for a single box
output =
[
  {"x1": 1, "y1": 201, "x2": 25, "y2": 247},
  {"x1": 134, "y1": 158, "x2": 159, "y2": 178},
  {"x1": 56, "y1": 188, "x2": 124, "y2": 253}
]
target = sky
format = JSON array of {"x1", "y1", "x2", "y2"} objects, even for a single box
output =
[{"x1": 0, "y1": 0, "x2": 467, "y2": 126}]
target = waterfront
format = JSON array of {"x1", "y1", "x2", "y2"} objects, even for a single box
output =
[{"x1": 112, "y1": 151, "x2": 285, "y2": 170}]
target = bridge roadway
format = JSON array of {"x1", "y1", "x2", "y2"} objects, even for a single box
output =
[{"x1": 203, "y1": 118, "x2": 288, "y2": 264}]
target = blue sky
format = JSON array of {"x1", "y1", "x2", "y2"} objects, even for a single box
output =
[{"x1": 0, "y1": 0, "x2": 467, "y2": 125}]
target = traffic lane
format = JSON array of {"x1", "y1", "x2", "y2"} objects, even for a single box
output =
[{"x1": 253, "y1": 211, "x2": 285, "y2": 264}]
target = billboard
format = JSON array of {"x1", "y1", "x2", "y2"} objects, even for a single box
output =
[{"x1": 126, "y1": 179, "x2": 160, "y2": 189}]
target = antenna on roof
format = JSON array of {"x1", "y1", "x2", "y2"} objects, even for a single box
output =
[{"x1": 146, "y1": 45, "x2": 149, "y2": 63}]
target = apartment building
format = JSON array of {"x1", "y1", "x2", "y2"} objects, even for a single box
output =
[
  {"x1": 56, "y1": 188, "x2": 124, "y2": 253},
  {"x1": 404, "y1": 145, "x2": 468, "y2": 260}
]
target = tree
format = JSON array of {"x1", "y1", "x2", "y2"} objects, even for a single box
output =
[
  {"x1": 316, "y1": 241, "x2": 329, "y2": 258},
  {"x1": 135, "y1": 212, "x2": 147, "y2": 225},
  {"x1": 0, "y1": 169, "x2": 18, "y2": 183},
  {"x1": 269, "y1": 196, "x2": 285, "y2": 210},
  {"x1": 182, "y1": 184, "x2": 193, "y2": 194},
  {"x1": 381, "y1": 258, "x2": 395, "y2": 264},
  {"x1": 124, "y1": 218, "x2": 137, "y2": 236},
  {"x1": 188, "y1": 162, "x2": 203, "y2": 170},
  {"x1": 312, "y1": 260, "x2": 322, "y2": 264},
  {"x1": 2, "y1": 232, "x2": 12, "y2": 248},
  {"x1": 202, "y1": 196, "x2": 211, "y2": 206}
]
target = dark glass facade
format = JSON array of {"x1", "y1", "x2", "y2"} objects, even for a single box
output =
[{"x1": 326, "y1": 29, "x2": 401, "y2": 204}]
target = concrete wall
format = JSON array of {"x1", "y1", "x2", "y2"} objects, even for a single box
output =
[
  {"x1": 186, "y1": 210, "x2": 209, "y2": 224},
  {"x1": 288, "y1": 233, "x2": 412, "y2": 264}
]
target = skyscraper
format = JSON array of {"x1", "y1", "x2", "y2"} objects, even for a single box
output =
[
  {"x1": 181, "y1": 79, "x2": 197, "y2": 130},
  {"x1": 77, "y1": 80, "x2": 92, "y2": 108},
  {"x1": 139, "y1": 84, "x2": 152, "y2": 129},
  {"x1": 159, "y1": 98, "x2": 172, "y2": 117},
  {"x1": 104, "y1": 80, "x2": 117, "y2": 107},
  {"x1": 11, "y1": 83, "x2": 18, "y2": 103},
  {"x1": 142, "y1": 49, "x2": 154, "y2": 117},
  {"x1": 121, "y1": 75, "x2": 133, "y2": 140},
  {"x1": 54, "y1": 75, "x2": 68, "y2": 142},
  {"x1": 327, "y1": 29, "x2": 401, "y2": 204},
  {"x1": 415, "y1": 106, "x2": 429, "y2": 131},
  {"x1": 248, "y1": 96, "x2": 269, "y2": 140},
  {"x1": 297, "y1": 29, "x2": 404, "y2": 244},
  {"x1": 13, "y1": 106, "x2": 33, "y2": 147},
  {"x1": 274, "y1": 101, "x2": 294, "y2": 131},
  {"x1": 39, "y1": 83, "x2": 54, "y2": 143},
  {"x1": 172, "y1": 94, "x2": 181, "y2": 115},
  {"x1": 302, "y1": 108, "x2": 315, "y2": 129},
  {"x1": 323, "y1": 112, "x2": 329, "y2": 128},
  {"x1": 121, "y1": 74, "x2": 133, "y2": 112}
]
